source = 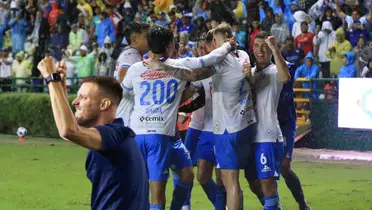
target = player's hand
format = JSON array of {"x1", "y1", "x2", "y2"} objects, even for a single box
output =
[
  {"x1": 265, "y1": 36, "x2": 279, "y2": 51},
  {"x1": 37, "y1": 56, "x2": 55, "y2": 78},
  {"x1": 143, "y1": 58, "x2": 166, "y2": 71},
  {"x1": 177, "y1": 113, "x2": 190, "y2": 124},
  {"x1": 242, "y1": 59, "x2": 252, "y2": 77},
  {"x1": 228, "y1": 36, "x2": 238, "y2": 51}
]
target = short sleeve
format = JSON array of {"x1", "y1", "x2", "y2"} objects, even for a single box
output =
[
  {"x1": 121, "y1": 66, "x2": 134, "y2": 94},
  {"x1": 118, "y1": 50, "x2": 142, "y2": 69},
  {"x1": 95, "y1": 123, "x2": 135, "y2": 152},
  {"x1": 176, "y1": 57, "x2": 204, "y2": 69}
]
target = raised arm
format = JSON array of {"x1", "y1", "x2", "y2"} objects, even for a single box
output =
[
  {"x1": 144, "y1": 58, "x2": 215, "y2": 81},
  {"x1": 266, "y1": 36, "x2": 290, "y2": 83},
  {"x1": 37, "y1": 57, "x2": 103, "y2": 151}
]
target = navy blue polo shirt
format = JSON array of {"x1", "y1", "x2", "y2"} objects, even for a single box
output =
[{"x1": 85, "y1": 118, "x2": 149, "y2": 210}]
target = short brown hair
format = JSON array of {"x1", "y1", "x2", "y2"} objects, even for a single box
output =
[
  {"x1": 213, "y1": 23, "x2": 233, "y2": 38},
  {"x1": 255, "y1": 31, "x2": 271, "y2": 40},
  {"x1": 81, "y1": 76, "x2": 122, "y2": 106}
]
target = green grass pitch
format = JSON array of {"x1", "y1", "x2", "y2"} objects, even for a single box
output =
[{"x1": 1, "y1": 135, "x2": 372, "y2": 210}]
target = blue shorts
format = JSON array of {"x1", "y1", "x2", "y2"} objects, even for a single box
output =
[
  {"x1": 184, "y1": 127, "x2": 202, "y2": 165},
  {"x1": 135, "y1": 134, "x2": 192, "y2": 181},
  {"x1": 214, "y1": 126, "x2": 254, "y2": 170},
  {"x1": 244, "y1": 141, "x2": 284, "y2": 180},
  {"x1": 280, "y1": 120, "x2": 296, "y2": 160},
  {"x1": 196, "y1": 131, "x2": 216, "y2": 164}
]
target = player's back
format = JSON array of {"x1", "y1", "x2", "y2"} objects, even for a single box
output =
[
  {"x1": 189, "y1": 77, "x2": 214, "y2": 132},
  {"x1": 252, "y1": 64, "x2": 284, "y2": 142},
  {"x1": 129, "y1": 59, "x2": 187, "y2": 136},
  {"x1": 212, "y1": 53, "x2": 256, "y2": 134},
  {"x1": 116, "y1": 48, "x2": 143, "y2": 126}
]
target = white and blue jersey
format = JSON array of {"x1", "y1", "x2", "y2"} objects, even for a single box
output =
[
  {"x1": 245, "y1": 64, "x2": 285, "y2": 180},
  {"x1": 122, "y1": 57, "x2": 191, "y2": 181},
  {"x1": 116, "y1": 48, "x2": 143, "y2": 126}
]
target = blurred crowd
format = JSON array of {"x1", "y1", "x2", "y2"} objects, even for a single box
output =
[{"x1": 1, "y1": 0, "x2": 372, "y2": 93}]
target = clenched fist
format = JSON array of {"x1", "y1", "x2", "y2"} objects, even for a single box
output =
[
  {"x1": 37, "y1": 56, "x2": 55, "y2": 78},
  {"x1": 265, "y1": 36, "x2": 279, "y2": 51}
]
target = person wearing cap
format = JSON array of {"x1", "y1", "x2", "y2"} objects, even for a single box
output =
[
  {"x1": 155, "y1": 11, "x2": 169, "y2": 26},
  {"x1": 178, "y1": 10, "x2": 194, "y2": 34},
  {"x1": 65, "y1": 44, "x2": 98, "y2": 80},
  {"x1": 67, "y1": 23, "x2": 84, "y2": 54}
]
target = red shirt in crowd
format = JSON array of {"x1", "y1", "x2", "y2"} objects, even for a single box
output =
[
  {"x1": 250, "y1": 29, "x2": 261, "y2": 53},
  {"x1": 295, "y1": 32, "x2": 315, "y2": 55}
]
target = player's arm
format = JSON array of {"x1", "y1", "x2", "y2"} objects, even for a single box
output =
[
  {"x1": 117, "y1": 66, "x2": 128, "y2": 83},
  {"x1": 179, "y1": 86, "x2": 206, "y2": 113},
  {"x1": 121, "y1": 66, "x2": 135, "y2": 97},
  {"x1": 144, "y1": 59, "x2": 214, "y2": 81},
  {"x1": 37, "y1": 57, "x2": 103, "y2": 151},
  {"x1": 266, "y1": 36, "x2": 290, "y2": 83}
]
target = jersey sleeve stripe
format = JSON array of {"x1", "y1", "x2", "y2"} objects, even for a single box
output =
[
  {"x1": 199, "y1": 58, "x2": 206, "y2": 67},
  {"x1": 121, "y1": 83, "x2": 133, "y2": 91},
  {"x1": 120, "y1": 64, "x2": 131, "y2": 68},
  {"x1": 211, "y1": 66, "x2": 217, "y2": 73}
]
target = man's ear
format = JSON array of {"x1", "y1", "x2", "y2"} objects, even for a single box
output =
[{"x1": 100, "y1": 98, "x2": 112, "y2": 111}]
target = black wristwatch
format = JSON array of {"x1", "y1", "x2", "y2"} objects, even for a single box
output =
[{"x1": 45, "y1": 73, "x2": 62, "y2": 84}]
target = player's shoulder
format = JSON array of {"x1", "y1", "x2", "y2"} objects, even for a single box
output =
[
  {"x1": 238, "y1": 50, "x2": 249, "y2": 58},
  {"x1": 127, "y1": 61, "x2": 147, "y2": 73}
]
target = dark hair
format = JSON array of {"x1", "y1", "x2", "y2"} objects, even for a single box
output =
[
  {"x1": 213, "y1": 23, "x2": 233, "y2": 38},
  {"x1": 168, "y1": 10, "x2": 175, "y2": 16},
  {"x1": 301, "y1": 21, "x2": 308, "y2": 26},
  {"x1": 148, "y1": 25, "x2": 174, "y2": 54},
  {"x1": 81, "y1": 76, "x2": 122, "y2": 106},
  {"x1": 255, "y1": 31, "x2": 271, "y2": 40},
  {"x1": 100, "y1": 12, "x2": 109, "y2": 19},
  {"x1": 286, "y1": 35, "x2": 294, "y2": 42},
  {"x1": 123, "y1": 21, "x2": 149, "y2": 45},
  {"x1": 205, "y1": 30, "x2": 214, "y2": 43}
]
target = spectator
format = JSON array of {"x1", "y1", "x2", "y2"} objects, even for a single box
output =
[
  {"x1": 295, "y1": 21, "x2": 315, "y2": 55},
  {"x1": 281, "y1": 36, "x2": 305, "y2": 69},
  {"x1": 0, "y1": 16, "x2": 7, "y2": 49},
  {"x1": 8, "y1": 11, "x2": 28, "y2": 53},
  {"x1": 67, "y1": 24, "x2": 83, "y2": 54},
  {"x1": 178, "y1": 11, "x2": 194, "y2": 35},
  {"x1": 338, "y1": 52, "x2": 357, "y2": 78},
  {"x1": 155, "y1": 11, "x2": 168, "y2": 26},
  {"x1": 0, "y1": 48, "x2": 13, "y2": 92},
  {"x1": 326, "y1": 27, "x2": 353, "y2": 75},
  {"x1": 292, "y1": 10, "x2": 307, "y2": 38},
  {"x1": 190, "y1": 16, "x2": 207, "y2": 42},
  {"x1": 284, "y1": 1, "x2": 299, "y2": 32},
  {"x1": 271, "y1": 13, "x2": 290, "y2": 47},
  {"x1": 67, "y1": 44, "x2": 98, "y2": 79},
  {"x1": 178, "y1": 43, "x2": 192, "y2": 58},
  {"x1": 77, "y1": 0, "x2": 92, "y2": 19},
  {"x1": 321, "y1": 6, "x2": 342, "y2": 31},
  {"x1": 97, "y1": 11, "x2": 116, "y2": 48},
  {"x1": 232, "y1": 21, "x2": 247, "y2": 50},
  {"x1": 50, "y1": 24, "x2": 69, "y2": 61},
  {"x1": 48, "y1": 1, "x2": 60, "y2": 34},
  {"x1": 12, "y1": 51, "x2": 31, "y2": 91},
  {"x1": 261, "y1": 7, "x2": 274, "y2": 32},
  {"x1": 61, "y1": 49, "x2": 76, "y2": 91},
  {"x1": 361, "y1": 58, "x2": 372, "y2": 77},
  {"x1": 249, "y1": 20, "x2": 261, "y2": 54},
  {"x1": 346, "y1": 20, "x2": 369, "y2": 47},
  {"x1": 168, "y1": 10, "x2": 181, "y2": 37},
  {"x1": 353, "y1": 35, "x2": 366, "y2": 75},
  {"x1": 96, "y1": 52, "x2": 112, "y2": 76},
  {"x1": 295, "y1": 51, "x2": 320, "y2": 98},
  {"x1": 313, "y1": 21, "x2": 335, "y2": 78}
]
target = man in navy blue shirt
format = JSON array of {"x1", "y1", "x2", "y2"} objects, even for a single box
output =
[
  {"x1": 37, "y1": 57, "x2": 149, "y2": 210},
  {"x1": 281, "y1": 36, "x2": 305, "y2": 69}
]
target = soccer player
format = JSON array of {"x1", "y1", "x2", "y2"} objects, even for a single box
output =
[
  {"x1": 243, "y1": 32, "x2": 290, "y2": 210},
  {"x1": 145, "y1": 24, "x2": 256, "y2": 210},
  {"x1": 278, "y1": 62, "x2": 311, "y2": 210},
  {"x1": 37, "y1": 58, "x2": 149, "y2": 210},
  {"x1": 115, "y1": 21, "x2": 149, "y2": 126},
  {"x1": 122, "y1": 25, "x2": 233, "y2": 210}
]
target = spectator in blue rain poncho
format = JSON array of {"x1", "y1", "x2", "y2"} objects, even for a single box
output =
[
  {"x1": 338, "y1": 52, "x2": 357, "y2": 78},
  {"x1": 295, "y1": 51, "x2": 320, "y2": 98}
]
